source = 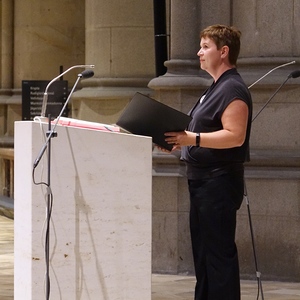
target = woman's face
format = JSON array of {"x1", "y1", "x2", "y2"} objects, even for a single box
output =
[{"x1": 197, "y1": 37, "x2": 223, "y2": 73}]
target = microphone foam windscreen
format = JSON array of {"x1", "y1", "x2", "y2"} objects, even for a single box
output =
[
  {"x1": 80, "y1": 70, "x2": 94, "y2": 78},
  {"x1": 288, "y1": 70, "x2": 300, "y2": 78}
]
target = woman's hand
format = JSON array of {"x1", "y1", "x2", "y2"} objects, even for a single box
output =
[
  {"x1": 156, "y1": 145, "x2": 180, "y2": 153},
  {"x1": 155, "y1": 131, "x2": 198, "y2": 153},
  {"x1": 163, "y1": 131, "x2": 198, "y2": 151}
]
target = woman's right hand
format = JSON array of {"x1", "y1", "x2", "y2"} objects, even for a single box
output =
[{"x1": 155, "y1": 144, "x2": 181, "y2": 153}]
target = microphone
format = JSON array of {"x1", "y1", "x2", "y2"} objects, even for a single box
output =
[
  {"x1": 79, "y1": 69, "x2": 94, "y2": 79},
  {"x1": 41, "y1": 64, "x2": 95, "y2": 117},
  {"x1": 248, "y1": 60, "x2": 295, "y2": 89},
  {"x1": 252, "y1": 69, "x2": 299, "y2": 122},
  {"x1": 33, "y1": 69, "x2": 94, "y2": 169},
  {"x1": 288, "y1": 69, "x2": 300, "y2": 79}
]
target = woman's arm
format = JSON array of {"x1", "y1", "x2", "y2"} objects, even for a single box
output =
[{"x1": 164, "y1": 99, "x2": 249, "y2": 150}]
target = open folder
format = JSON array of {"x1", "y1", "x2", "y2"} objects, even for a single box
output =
[{"x1": 116, "y1": 92, "x2": 192, "y2": 151}]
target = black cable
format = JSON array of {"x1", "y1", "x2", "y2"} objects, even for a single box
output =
[
  {"x1": 45, "y1": 189, "x2": 53, "y2": 300},
  {"x1": 32, "y1": 166, "x2": 53, "y2": 300}
]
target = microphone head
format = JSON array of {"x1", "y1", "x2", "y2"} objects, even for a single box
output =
[
  {"x1": 79, "y1": 69, "x2": 94, "y2": 79},
  {"x1": 288, "y1": 70, "x2": 300, "y2": 79}
]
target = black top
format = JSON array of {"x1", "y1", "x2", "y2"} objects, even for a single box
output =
[{"x1": 181, "y1": 68, "x2": 252, "y2": 179}]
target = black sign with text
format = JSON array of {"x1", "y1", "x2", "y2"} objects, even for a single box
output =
[{"x1": 22, "y1": 80, "x2": 69, "y2": 120}]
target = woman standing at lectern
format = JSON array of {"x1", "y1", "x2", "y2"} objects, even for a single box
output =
[{"x1": 160, "y1": 24, "x2": 252, "y2": 300}]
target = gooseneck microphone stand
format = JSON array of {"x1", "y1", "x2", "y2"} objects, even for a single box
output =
[
  {"x1": 245, "y1": 63, "x2": 300, "y2": 300},
  {"x1": 41, "y1": 64, "x2": 95, "y2": 118},
  {"x1": 252, "y1": 69, "x2": 300, "y2": 122},
  {"x1": 33, "y1": 70, "x2": 94, "y2": 169},
  {"x1": 32, "y1": 69, "x2": 94, "y2": 300}
]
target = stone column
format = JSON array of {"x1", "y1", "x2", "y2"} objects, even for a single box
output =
[
  {"x1": 150, "y1": 0, "x2": 205, "y2": 275},
  {"x1": 0, "y1": 0, "x2": 14, "y2": 140},
  {"x1": 149, "y1": 0, "x2": 232, "y2": 111},
  {"x1": 14, "y1": 0, "x2": 85, "y2": 87},
  {"x1": 170, "y1": 0, "x2": 199, "y2": 60},
  {"x1": 0, "y1": 1, "x2": 14, "y2": 200},
  {"x1": 1, "y1": 0, "x2": 85, "y2": 136},
  {"x1": 72, "y1": 0, "x2": 156, "y2": 124},
  {"x1": 0, "y1": 0, "x2": 14, "y2": 90}
]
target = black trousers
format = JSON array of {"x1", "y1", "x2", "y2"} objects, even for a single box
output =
[{"x1": 188, "y1": 168, "x2": 244, "y2": 300}]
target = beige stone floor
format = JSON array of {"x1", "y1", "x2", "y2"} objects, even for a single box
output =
[
  {"x1": 152, "y1": 274, "x2": 300, "y2": 300},
  {"x1": 1, "y1": 215, "x2": 300, "y2": 300},
  {"x1": 0, "y1": 215, "x2": 14, "y2": 300}
]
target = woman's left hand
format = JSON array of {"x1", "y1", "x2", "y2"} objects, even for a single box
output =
[{"x1": 164, "y1": 131, "x2": 196, "y2": 147}]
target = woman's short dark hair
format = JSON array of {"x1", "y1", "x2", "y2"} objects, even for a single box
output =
[{"x1": 200, "y1": 24, "x2": 241, "y2": 66}]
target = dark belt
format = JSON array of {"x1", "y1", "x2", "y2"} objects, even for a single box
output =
[{"x1": 188, "y1": 163, "x2": 244, "y2": 180}]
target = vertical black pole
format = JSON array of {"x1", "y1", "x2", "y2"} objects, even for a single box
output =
[
  {"x1": 153, "y1": 0, "x2": 168, "y2": 76},
  {"x1": 45, "y1": 116, "x2": 51, "y2": 300},
  {"x1": 59, "y1": 65, "x2": 64, "y2": 80}
]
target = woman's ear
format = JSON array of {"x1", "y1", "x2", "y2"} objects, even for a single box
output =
[{"x1": 221, "y1": 45, "x2": 229, "y2": 58}]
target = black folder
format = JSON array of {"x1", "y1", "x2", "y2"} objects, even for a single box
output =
[{"x1": 116, "y1": 92, "x2": 192, "y2": 151}]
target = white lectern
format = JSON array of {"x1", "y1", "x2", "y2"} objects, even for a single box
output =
[{"x1": 14, "y1": 121, "x2": 152, "y2": 299}]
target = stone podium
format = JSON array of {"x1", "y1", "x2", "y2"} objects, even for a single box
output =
[{"x1": 14, "y1": 121, "x2": 152, "y2": 299}]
